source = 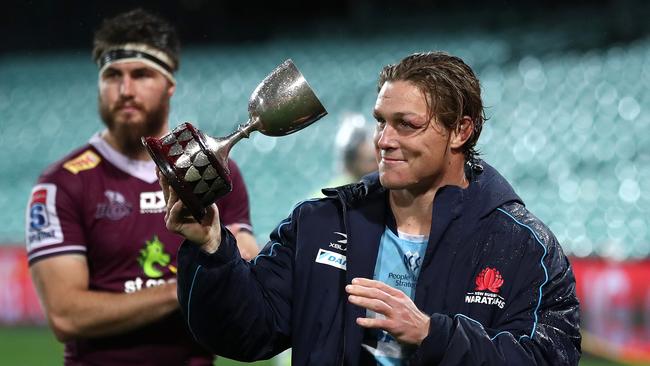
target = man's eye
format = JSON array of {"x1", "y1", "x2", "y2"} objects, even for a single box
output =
[
  {"x1": 398, "y1": 120, "x2": 416, "y2": 129},
  {"x1": 133, "y1": 69, "x2": 155, "y2": 79}
]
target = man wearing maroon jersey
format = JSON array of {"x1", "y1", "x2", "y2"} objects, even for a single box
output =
[{"x1": 25, "y1": 8, "x2": 258, "y2": 365}]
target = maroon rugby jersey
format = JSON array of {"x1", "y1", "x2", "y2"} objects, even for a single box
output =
[{"x1": 25, "y1": 133, "x2": 252, "y2": 365}]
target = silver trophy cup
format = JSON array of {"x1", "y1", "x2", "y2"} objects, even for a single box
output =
[{"x1": 143, "y1": 59, "x2": 327, "y2": 220}]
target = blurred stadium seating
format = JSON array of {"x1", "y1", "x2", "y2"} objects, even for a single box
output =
[{"x1": 2, "y1": 19, "x2": 649, "y2": 260}]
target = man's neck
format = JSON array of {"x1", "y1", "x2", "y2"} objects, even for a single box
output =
[
  {"x1": 101, "y1": 131, "x2": 150, "y2": 161},
  {"x1": 100, "y1": 119, "x2": 171, "y2": 161},
  {"x1": 389, "y1": 160, "x2": 468, "y2": 235},
  {"x1": 389, "y1": 191, "x2": 435, "y2": 236}
]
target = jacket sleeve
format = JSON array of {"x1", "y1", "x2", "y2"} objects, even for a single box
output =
[
  {"x1": 408, "y1": 237, "x2": 581, "y2": 366},
  {"x1": 176, "y1": 213, "x2": 298, "y2": 361}
]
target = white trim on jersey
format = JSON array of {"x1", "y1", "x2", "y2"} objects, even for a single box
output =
[
  {"x1": 27, "y1": 245, "x2": 87, "y2": 263},
  {"x1": 89, "y1": 133, "x2": 159, "y2": 184}
]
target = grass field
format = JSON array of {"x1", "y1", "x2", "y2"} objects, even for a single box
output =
[
  {"x1": 0, "y1": 326, "x2": 625, "y2": 365},
  {"x1": 0, "y1": 327, "x2": 273, "y2": 366}
]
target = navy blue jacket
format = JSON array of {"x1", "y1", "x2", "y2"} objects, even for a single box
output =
[{"x1": 177, "y1": 162, "x2": 581, "y2": 365}]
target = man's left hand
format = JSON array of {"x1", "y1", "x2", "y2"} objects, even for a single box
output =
[{"x1": 346, "y1": 277, "x2": 430, "y2": 346}]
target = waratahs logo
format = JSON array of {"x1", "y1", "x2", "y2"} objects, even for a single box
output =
[
  {"x1": 475, "y1": 267, "x2": 504, "y2": 293},
  {"x1": 465, "y1": 267, "x2": 506, "y2": 309},
  {"x1": 138, "y1": 236, "x2": 172, "y2": 278}
]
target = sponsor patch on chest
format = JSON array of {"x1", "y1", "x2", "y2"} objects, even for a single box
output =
[
  {"x1": 63, "y1": 150, "x2": 101, "y2": 174},
  {"x1": 140, "y1": 191, "x2": 165, "y2": 214},
  {"x1": 315, "y1": 248, "x2": 347, "y2": 270}
]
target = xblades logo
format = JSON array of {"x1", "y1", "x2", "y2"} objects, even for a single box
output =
[{"x1": 328, "y1": 231, "x2": 347, "y2": 251}]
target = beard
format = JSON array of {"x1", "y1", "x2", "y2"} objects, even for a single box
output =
[{"x1": 99, "y1": 97, "x2": 168, "y2": 157}]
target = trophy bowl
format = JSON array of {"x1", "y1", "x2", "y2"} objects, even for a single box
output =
[{"x1": 143, "y1": 59, "x2": 327, "y2": 221}]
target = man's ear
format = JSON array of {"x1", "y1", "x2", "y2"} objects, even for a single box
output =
[
  {"x1": 450, "y1": 116, "x2": 474, "y2": 149},
  {"x1": 167, "y1": 82, "x2": 176, "y2": 98}
]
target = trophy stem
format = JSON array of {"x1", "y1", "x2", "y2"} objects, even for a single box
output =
[
  {"x1": 232, "y1": 118, "x2": 262, "y2": 144},
  {"x1": 211, "y1": 118, "x2": 262, "y2": 164}
]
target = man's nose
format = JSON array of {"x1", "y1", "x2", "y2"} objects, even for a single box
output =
[
  {"x1": 376, "y1": 124, "x2": 397, "y2": 149},
  {"x1": 119, "y1": 76, "x2": 134, "y2": 97}
]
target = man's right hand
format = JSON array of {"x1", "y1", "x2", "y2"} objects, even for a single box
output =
[{"x1": 158, "y1": 169, "x2": 222, "y2": 254}]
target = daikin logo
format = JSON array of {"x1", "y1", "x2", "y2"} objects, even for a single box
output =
[{"x1": 315, "y1": 248, "x2": 347, "y2": 270}]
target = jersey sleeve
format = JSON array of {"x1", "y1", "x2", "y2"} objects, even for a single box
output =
[
  {"x1": 25, "y1": 166, "x2": 87, "y2": 265},
  {"x1": 176, "y1": 212, "x2": 297, "y2": 360},
  {"x1": 216, "y1": 159, "x2": 252, "y2": 231}
]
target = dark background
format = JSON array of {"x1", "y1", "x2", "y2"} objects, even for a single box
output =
[{"x1": 3, "y1": 0, "x2": 649, "y2": 53}]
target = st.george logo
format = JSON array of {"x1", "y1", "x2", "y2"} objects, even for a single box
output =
[
  {"x1": 124, "y1": 236, "x2": 176, "y2": 293},
  {"x1": 138, "y1": 236, "x2": 172, "y2": 278}
]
